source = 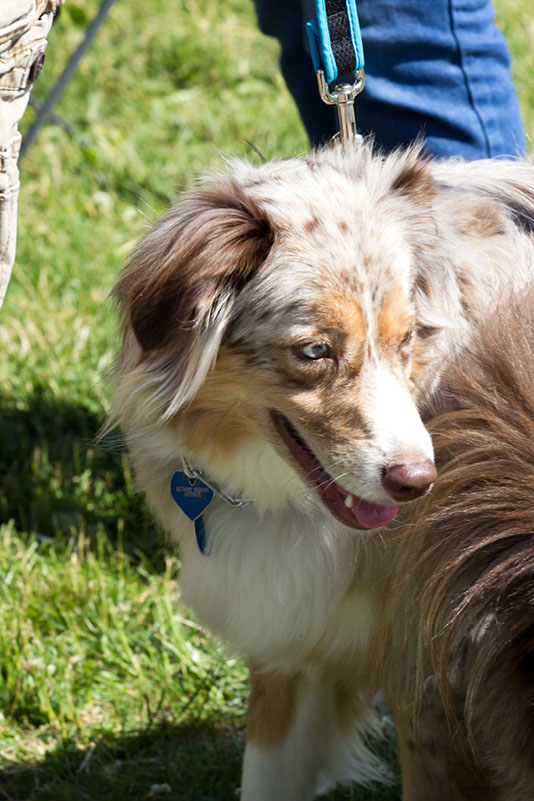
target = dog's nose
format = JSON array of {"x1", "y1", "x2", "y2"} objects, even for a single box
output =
[{"x1": 382, "y1": 460, "x2": 437, "y2": 502}]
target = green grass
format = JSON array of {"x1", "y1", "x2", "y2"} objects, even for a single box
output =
[
  {"x1": 0, "y1": 0, "x2": 531, "y2": 798},
  {"x1": 0, "y1": 525, "x2": 249, "y2": 800}
]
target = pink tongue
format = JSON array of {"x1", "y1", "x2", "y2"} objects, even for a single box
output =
[{"x1": 352, "y1": 497, "x2": 399, "y2": 529}]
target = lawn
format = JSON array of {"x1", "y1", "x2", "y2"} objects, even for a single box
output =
[{"x1": 0, "y1": 1, "x2": 531, "y2": 798}]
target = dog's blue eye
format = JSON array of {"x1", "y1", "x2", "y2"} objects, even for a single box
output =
[{"x1": 301, "y1": 343, "x2": 329, "y2": 360}]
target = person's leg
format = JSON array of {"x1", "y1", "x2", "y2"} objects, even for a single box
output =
[
  {"x1": 355, "y1": 0, "x2": 526, "y2": 158},
  {"x1": 254, "y1": 0, "x2": 338, "y2": 146},
  {"x1": 0, "y1": 1, "x2": 61, "y2": 309},
  {"x1": 253, "y1": 0, "x2": 526, "y2": 159}
]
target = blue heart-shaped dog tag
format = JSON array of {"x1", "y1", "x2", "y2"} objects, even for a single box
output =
[
  {"x1": 170, "y1": 471, "x2": 214, "y2": 555},
  {"x1": 170, "y1": 471, "x2": 214, "y2": 520}
]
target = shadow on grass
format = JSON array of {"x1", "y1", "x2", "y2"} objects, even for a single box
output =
[
  {"x1": 0, "y1": 719, "x2": 401, "y2": 801},
  {"x1": 0, "y1": 389, "x2": 163, "y2": 560},
  {"x1": 0, "y1": 720, "x2": 244, "y2": 801}
]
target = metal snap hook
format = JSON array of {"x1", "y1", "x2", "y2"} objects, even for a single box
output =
[{"x1": 316, "y1": 70, "x2": 365, "y2": 145}]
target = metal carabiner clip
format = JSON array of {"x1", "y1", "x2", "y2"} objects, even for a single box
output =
[{"x1": 316, "y1": 70, "x2": 365, "y2": 145}]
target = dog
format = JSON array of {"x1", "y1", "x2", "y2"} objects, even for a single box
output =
[
  {"x1": 108, "y1": 140, "x2": 534, "y2": 799},
  {"x1": 380, "y1": 289, "x2": 534, "y2": 801}
]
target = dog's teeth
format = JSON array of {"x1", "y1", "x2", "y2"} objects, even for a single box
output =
[{"x1": 344, "y1": 495, "x2": 354, "y2": 509}]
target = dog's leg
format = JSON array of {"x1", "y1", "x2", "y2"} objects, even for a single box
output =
[
  {"x1": 396, "y1": 707, "x2": 453, "y2": 801},
  {"x1": 241, "y1": 668, "x2": 323, "y2": 801},
  {"x1": 241, "y1": 667, "x2": 381, "y2": 801},
  {"x1": 395, "y1": 693, "x2": 489, "y2": 801}
]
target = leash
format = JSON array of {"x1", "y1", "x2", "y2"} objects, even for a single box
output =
[{"x1": 306, "y1": 0, "x2": 365, "y2": 143}]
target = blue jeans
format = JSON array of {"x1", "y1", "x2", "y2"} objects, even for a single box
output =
[{"x1": 254, "y1": 0, "x2": 526, "y2": 159}]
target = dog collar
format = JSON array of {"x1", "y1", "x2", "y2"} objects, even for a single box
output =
[{"x1": 170, "y1": 456, "x2": 250, "y2": 555}]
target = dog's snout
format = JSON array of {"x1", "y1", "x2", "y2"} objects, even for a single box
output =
[{"x1": 382, "y1": 459, "x2": 437, "y2": 502}]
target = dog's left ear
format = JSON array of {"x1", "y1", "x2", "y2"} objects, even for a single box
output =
[
  {"x1": 113, "y1": 176, "x2": 275, "y2": 410},
  {"x1": 115, "y1": 176, "x2": 274, "y2": 352}
]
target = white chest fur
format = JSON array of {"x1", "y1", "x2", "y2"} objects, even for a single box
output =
[{"x1": 178, "y1": 501, "x2": 380, "y2": 672}]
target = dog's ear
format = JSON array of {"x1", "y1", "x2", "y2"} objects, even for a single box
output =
[{"x1": 114, "y1": 177, "x2": 274, "y2": 352}]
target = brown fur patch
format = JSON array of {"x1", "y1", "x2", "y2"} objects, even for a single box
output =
[
  {"x1": 316, "y1": 293, "x2": 366, "y2": 369},
  {"x1": 378, "y1": 289, "x2": 413, "y2": 351},
  {"x1": 246, "y1": 668, "x2": 301, "y2": 749},
  {"x1": 172, "y1": 347, "x2": 265, "y2": 461},
  {"x1": 317, "y1": 293, "x2": 365, "y2": 336},
  {"x1": 304, "y1": 216, "x2": 320, "y2": 233},
  {"x1": 455, "y1": 199, "x2": 508, "y2": 238},
  {"x1": 391, "y1": 158, "x2": 435, "y2": 204},
  {"x1": 334, "y1": 679, "x2": 376, "y2": 734},
  {"x1": 395, "y1": 700, "x2": 491, "y2": 801}
]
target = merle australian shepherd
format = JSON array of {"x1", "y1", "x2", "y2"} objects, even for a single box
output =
[{"x1": 108, "y1": 141, "x2": 534, "y2": 800}]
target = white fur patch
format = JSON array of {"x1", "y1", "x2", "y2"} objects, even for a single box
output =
[{"x1": 366, "y1": 361, "x2": 434, "y2": 464}]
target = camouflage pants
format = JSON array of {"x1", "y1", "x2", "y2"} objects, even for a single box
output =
[{"x1": 0, "y1": 0, "x2": 63, "y2": 308}]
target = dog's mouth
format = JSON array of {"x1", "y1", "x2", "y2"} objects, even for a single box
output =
[{"x1": 270, "y1": 411, "x2": 399, "y2": 530}]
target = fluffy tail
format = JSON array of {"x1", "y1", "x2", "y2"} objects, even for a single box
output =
[{"x1": 400, "y1": 286, "x2": 534, "y2": 792}]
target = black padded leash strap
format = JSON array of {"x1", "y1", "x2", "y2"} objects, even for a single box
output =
[
  {"x1": 324, "y1": 0, "x2": 357, "y2": 78},
  {"x1": 306, "y1": 0, "x2": 365, "y2": 142}
]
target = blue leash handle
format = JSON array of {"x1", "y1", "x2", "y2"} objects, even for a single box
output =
[{"x1": 306, "y1": 0, "x2": 365, "y2": 85}]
